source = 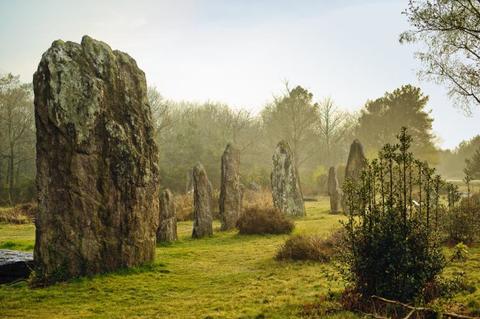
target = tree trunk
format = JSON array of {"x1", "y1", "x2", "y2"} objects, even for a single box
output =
[{"x1": 8, "y1": 145, "x2": 14, "y2": 205}]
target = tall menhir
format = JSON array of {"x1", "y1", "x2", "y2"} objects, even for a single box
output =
[{"x1": 33, "y1": 36, "x2": 160, "y2": 285}]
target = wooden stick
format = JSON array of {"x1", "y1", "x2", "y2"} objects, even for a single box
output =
[{"x1": 370, "y1": 295, "x2": 480, "y2": 319}]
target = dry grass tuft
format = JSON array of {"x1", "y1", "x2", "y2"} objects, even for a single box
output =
[
  {"x1": 276, "y1": 230, "x2": 343, "y2": 262},
  {"x1": 237, "y1": 207, "x2": 294, "y2": 235},
  {"x1": 0, "y1": 203, "x2": 36, "y2": 224},
  {"x1": 174, "y1": 193, "x2": 193, "y2": 221},
  {"x1": 242, "y1": 189, "x2": 273, "y2": 211}
]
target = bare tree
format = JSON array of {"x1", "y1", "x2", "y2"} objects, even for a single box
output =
[
  {"x1": 318, "y1": 97, "x2": 354, "y2": 166},
  {"x1": 401, "y1": 0, "x2": 480, "y2": 112},
  {"x1": 148, "y1": 86, "x2": 173, "y2": 139},
  {"x1": 0, "y1": 74, "x2": 35, "y2": 204},
  {"x1": 261, "y1": 84, "x2": 319, "y2": 168}
]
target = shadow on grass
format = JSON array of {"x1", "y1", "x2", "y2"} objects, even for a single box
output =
[{"x1": 0, "y1": 240, "x2": 34, "y2": 251}]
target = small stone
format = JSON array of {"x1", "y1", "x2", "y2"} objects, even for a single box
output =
[
  {"x1": 157, "y1": 189, "x2": 177, "y2": 242},
  {"x1": 271, "y1": 141, "x2": 305, "y2": 217},
  {"x1": 192, "y1": 163, "x2": 213, "y2": 238},
  {"x1": 219, "y1": 144, "x2": 242, "y2": 230}
]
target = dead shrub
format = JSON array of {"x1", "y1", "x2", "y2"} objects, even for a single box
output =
[
  {"x1": 236, "y1": 207, "x2": 294, "y2": 235},
  {"x1": 174, "y1": 193, "x2": 193, "y2": 221},
  {"x1": 17, "y1": 202, "x2": 37, "y2": 219},
  {"x1": 0, "y1": 203, "x2": 36, "y2": 224},
  {"x1": 242, "y1": 189, "x2": 273, "y2": 211},
  {"x1": 276, "y1": 230, "x2": 343, "y2": 262}
]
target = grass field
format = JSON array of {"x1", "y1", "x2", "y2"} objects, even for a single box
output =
[{"x1": 0, "y1": 197, "x2": 479, "y2": 318}]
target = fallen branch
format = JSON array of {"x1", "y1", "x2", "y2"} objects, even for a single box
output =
[{"x1": 370, "y1": 295, "x2": 480, "y2": 319}]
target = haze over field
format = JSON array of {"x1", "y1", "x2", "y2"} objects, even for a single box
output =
[
  {"x1": 2, "y1": 2, "x2": 480, "y2": 318},
  {"x1": 0, "y1": 0, "x2": 478, "y2": 149}
]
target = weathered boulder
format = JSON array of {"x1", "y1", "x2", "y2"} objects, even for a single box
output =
[
  {"x1": 33, "y1": 36, "x2": 160, "y2": 284},
  {"x1": 343, "y1": 139, "x2": 367, "y2": 213},
  {"x1": 219, "y1": 144, "x2": 242, "y2": 230},
  {"x1": 0, "y1": 250, "x2": 34, "y2": 284},
  {"x1": 192, "y1": 163, "x2": 213, "y2": 238},
  {"x1": 271, "y1": 141, "x2": 305, "y2": 217},
  {"x1": 327, "y1": 166, "x2": 342, "y2": 213},
  {"x1": 157, "y1": 189, "x2": 177, "y2": 242}
]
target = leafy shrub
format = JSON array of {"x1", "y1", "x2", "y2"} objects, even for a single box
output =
[
  {"x1": 451, "y1": 242, "x2": 469, "y2": 262},
  {"x1": 276, "y1": 232, "x2": 340, "y2": 262},
  {"x1": 444, "y1": 192, "x2": 480, "y2": 244},
  {"x1": 340, "y1": 128, "x2": 445, "y2": 303},
  {"x1": 237, "y1": 207, "x2": 294, "y2": 235}
]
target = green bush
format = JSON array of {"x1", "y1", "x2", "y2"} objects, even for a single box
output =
[
  {"x1": 237, "y1": 207, "x2": 294, "y2": 235},
  {"x1": 444, "y1": 192, "x2": 480, "y2": 244},
  {"x1": 451, "y1": 242, "x2": 469, "y2": 262},
  {"x1": 340, "y1": 128, "x2": 445, "y2": 303}
]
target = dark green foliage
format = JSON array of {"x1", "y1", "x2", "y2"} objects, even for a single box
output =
[
  {"x1": 444, "y1": 192, "x2": 480, "y2": 245},
  {"x1": 236, "y1": 207, "x2": 294, "y2": 235},
  {"x1": 450, "y1": 243, "x2": 469, "y2": 262},
  {"x1": 356, "y1": 85, "x2": 437, "y2": 163},
  {"x1": 341, "y1": 127, "x2": 445, "y2": 303}
]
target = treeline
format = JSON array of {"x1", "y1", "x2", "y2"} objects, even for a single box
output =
[
  {"x1": 0, "y1": 72, "x2": 476, "y2": 205},
  {"x1": 150, "y1": 83, "x2": 448, "y2": 195},
  {"x1": 0, "y1": 74, "x2": 36, "y2": 205}
]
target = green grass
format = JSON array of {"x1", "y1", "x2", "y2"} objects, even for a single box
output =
[{"x1": 0, "y1": 197, "x2": 478, "y2": 318}]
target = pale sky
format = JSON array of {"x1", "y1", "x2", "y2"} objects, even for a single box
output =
[{"x1": 0, "y1": 0, "x2": 478, "y2": 149}]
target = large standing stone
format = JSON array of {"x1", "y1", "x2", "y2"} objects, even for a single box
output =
[
  {"x1": 219, "y1": 144, "x2": 242, "y2": 230},
  {"x1": 33, "y1": 36, "x2": 160, "y2": 284},
  {"x1": 192, "y1": 163, "x2": 213, "y2": 238},
  {"x1": 345, "y1": 139, "x2": 367, "y2": 181},
  {"x1": 157, "y1": 189, "x2": 177, "y2": 242},
  {"x1": 343, "y1": 139, "x2": 367, "y2": 213},
  {"x1": 327, "y1": 167, "x2": 342, "y2": 213},
  {"x1": 271, "y1": 141, "x2": 305, "y2": 217}
]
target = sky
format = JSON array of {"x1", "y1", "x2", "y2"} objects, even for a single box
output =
[{"x1": 0, "y1": 0, "x2": 478, "y2": 150}]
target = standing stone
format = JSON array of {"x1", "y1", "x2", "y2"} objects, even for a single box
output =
[
  {"x1": 192, "y1": 163, "x2": 213, "y2": 238},
  {"x1": 345, "y1": 139, "x2": 367, "y2": 181},
  {"x1": 271, "y1": 141, "x2": 305, "y2": 217},
  {"x1": 343, "y1": 139, "x2": 367, "y2": 213},
  {"x1": 219, "y1": 144, "x2": 242, "y2": 230},
  {"x1": 327, "y1": 167, "x2": 342, "y2": 213},
  {"x1": 33, "y1": 36, "x2": 159, "y2": 284},
  {"x1": 157, "y1": 189, "x2": 177, "y2": 242}
]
